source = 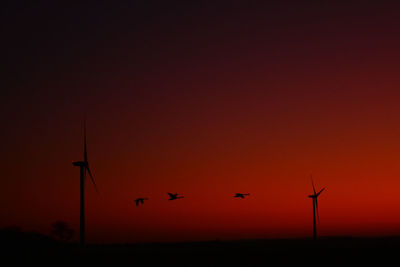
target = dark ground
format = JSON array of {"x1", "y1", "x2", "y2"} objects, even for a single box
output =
[{"x1": 1, "y1": 229, "x2": 399, "y2": 266}]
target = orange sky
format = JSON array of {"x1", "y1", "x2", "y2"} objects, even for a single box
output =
[{"x1": 2, "y1": 2, "x2": 400, "y2": 243}]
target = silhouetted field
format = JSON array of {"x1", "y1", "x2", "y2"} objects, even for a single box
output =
[{"x1": 2, "y1": 228, "x2": 399, "y2": 266}]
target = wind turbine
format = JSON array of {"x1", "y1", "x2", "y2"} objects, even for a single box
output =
[
  {"x1": 308, "y1": 176, "x2": 325, "y2": 240},
  {"x1": 73, "y1": 120, "x2": 98, "y2": 247}
]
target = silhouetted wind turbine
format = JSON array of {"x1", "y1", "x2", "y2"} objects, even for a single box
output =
[
  {"x1": 135, "y1": 198, "x2": 149, "y2": 206},
  {"x1": 168, "y1": 193, "x2": 184, "y2": 200},
  {"x1": 233, "y1": 193, "x2": 250, "y2": 199},
  {"x1": 308, "y1": 176, "x2": 325, "y2": 240},
  {"x1": 72, "y1": 120, "x2": 98, "y2": 247}
]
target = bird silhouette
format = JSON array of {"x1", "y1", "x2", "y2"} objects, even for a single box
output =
[
  {"x1": 135, "y1": 198, "x2": 149, "y2": 206},
  {"x1": 234, "y1": 193, "x2": 250, "y2": 198},
  {"x1": 168, "y1": 193, "x2": 184, "y2": 200}
]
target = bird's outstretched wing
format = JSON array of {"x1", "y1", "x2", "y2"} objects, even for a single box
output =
[
  {"x1": 135, "y1": 199, "x2": 139, "y2": 206},
  {"x1": 168, "y1": 193, "x2": 175, "y2": 197}
]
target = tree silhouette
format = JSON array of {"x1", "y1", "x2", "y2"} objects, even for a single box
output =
[{"x1": 50, "y1": 221, "x2": 74, "y2": 242}]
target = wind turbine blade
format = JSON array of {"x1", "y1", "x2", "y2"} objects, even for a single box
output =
[
  {"x1": 316, "y1": 187, "x2": 325, "y2": 196},
  {"x1": 86, "y1": 165, "x2": 98, "y2": 193},
  {"x1": 311, "y1": 175, "x2": 316, "y2": 195},
  {"x1": 315, "y1": 198, "x2": 319, "y2": 223}
]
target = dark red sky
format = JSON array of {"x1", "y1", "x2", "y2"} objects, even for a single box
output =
[{"x1": 3, "y1": 1, "x2": 400, "y2": 243}]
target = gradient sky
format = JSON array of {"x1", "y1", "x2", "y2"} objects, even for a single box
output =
[{"x1": 3, "y1": 1, "x2": 400, "y2": 243}]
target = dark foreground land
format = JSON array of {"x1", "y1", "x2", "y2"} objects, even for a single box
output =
[{"x1": 2, "y1": 229, "x2": 399, "y2": 266}]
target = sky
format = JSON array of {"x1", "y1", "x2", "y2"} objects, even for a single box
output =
[{"x1": 2, "y1": 1, "x2": 400, "y2": 243}]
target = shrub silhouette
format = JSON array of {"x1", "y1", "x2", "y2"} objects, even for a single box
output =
[{"x1": 50, "y1": 221, "x2": 74, "y2": 241}]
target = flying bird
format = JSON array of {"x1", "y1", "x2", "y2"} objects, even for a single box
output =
[
  {"x1": 168, "y1": 193, "x2": 184, "y2": 200},
  {"x1": 135, "y1": 198, "x2": 148, "y2": 206},
  {"x1": 234, "y1": 193, "x2": 250, "y2": 198}
]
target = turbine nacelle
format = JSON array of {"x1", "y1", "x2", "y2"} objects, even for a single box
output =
[{"x1": 73, "y1": 161, "x2": 87, "y2": 167}]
